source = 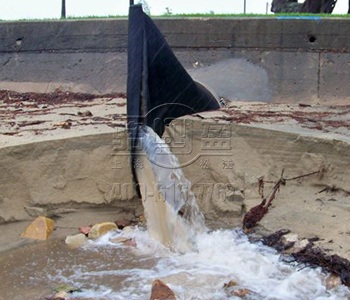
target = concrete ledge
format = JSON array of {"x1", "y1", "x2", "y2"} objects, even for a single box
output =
[
  {"x1": 1, "y1": 18, "x2": 350, "y2": 104},
  {"x1": 1, "y1": 18, "x2": 350, "y2": 53}
]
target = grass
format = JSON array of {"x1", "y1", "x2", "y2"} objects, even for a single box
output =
[{"x1": 1, "y1": 13, "x2": 350, "y2": 22}]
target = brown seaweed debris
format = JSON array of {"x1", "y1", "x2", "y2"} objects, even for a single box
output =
[
  {"x1": 292, "y1": 245, "x2": 350, "y2": 287},
  {"x1": 243, "y1": 170, "x2": 320, "y2": 231},
  {"x1": 0, "y1": 90, "x2": 126, "y2": 105},
  {"x1": 261, "y1": 229, "x2": 295, "y2": 252},
  {"x1": 18, "y1": 120, "x2": 46, "y2": 127}
]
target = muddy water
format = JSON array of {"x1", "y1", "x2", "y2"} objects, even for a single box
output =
[
  {"x1": 135, "y1": 126, "x2": 205, "y2": 252},
  {"x1": 0, "y1": 228, "x2": 349, "y2": 300},
  {"x1": 0, "y1": 236, "x2": 156, "y2": 300}
]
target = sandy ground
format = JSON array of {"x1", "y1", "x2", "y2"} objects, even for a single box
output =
[
  {"x1": 0, "y1": 90, "x2": 127, "y2": 148},
  {"x1": 197, "y1": 100, "x2": 350, "y2": 143},
  {"x1": 1, "y1": 90, "x2": 350, "y2": 260},
  {"x1": 1, "y1": 90, "x2": 350, "y2": 148}
]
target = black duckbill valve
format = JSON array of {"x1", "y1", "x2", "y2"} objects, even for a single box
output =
[{"x1": 127, "y1": 4, "x2": 220, "y2": 185}]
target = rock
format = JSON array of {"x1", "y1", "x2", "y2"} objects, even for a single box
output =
[
  {"x1": 115, "y1": 219, "x2": 132, "y2": 229},
  {"x1": 282, "y1": 237, "x2": 310, "y2": 254},
  {"x1": 79, "y1": 226, "x2": 91, "y2": 235},
  {"x1": 110, "y1": 236, "x2": 130, "y2": 244},
  {"x1": 122, "y1": 226, "x2": 135, "y2": 234},
  {"x1": 124, "y1": 239, "x2": 137, "y2": 247},
  {"x1": 65, "y1": 234, "x2": 87, "y2": 248},
  {"x1": 55, "y1": 291, "x2": 69, "y2": 299},
  {"x1": 138, "y1": 214, "x2": 146, "y2": 224},
  {"x1": 150, "y1": 279, "x2": 176, "y2": 300},
  {"x1": 21, "y1": 216, "x2": 54, "y2": 240},
  {"x1": 78, "y1": 110, "x2": 93, "y2": 117},
  {"x1": 232, "y1": 289, "x2": 251, "y2": 297},
  {"x1": 291, "y1": 239, "x2": 309, "y2": 252},
  {"x1": 281, "y1": 233, "x2": 299, "y2": 244},
  {"x1": 62, "y1": 120, "x2": 72, "y2": 129},
  {"x1": 53, "y1": 120, "x2": 72, "y2": 129},
  {"x1": 223, "y1": 280, "x2": 238, "y2": 288},
  {"x1": 88, "y1": 222, "x2": 117, "y2": 239},
  {"x1": 325, "y1": 273, "x2": 342, "y2": 290}
]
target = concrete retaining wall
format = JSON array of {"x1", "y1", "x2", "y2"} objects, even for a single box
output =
[{"x1": 1, "y1": 18, "x2": 350, "y2": 104}]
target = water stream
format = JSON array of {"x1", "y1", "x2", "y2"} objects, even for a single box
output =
[
  {"x1": 0, "y1": 126, "x2": 349, "y2": 299},
  {"x1": 134, "y1": 125, "x2": 205, "y2": 253}
]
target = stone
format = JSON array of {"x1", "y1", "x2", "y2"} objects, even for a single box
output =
[
  {"x1": 88, "y1": 222, "x2": 117, "y2": 239},
  {"x1": 65, "y1": 233, "x2": 87, "y2": 248},
  {"x1": 124, "y1": 239, "x2": 137, "y2": 247},
  {"x1": 232, "y1": 289, "x2": 251, "y2": 297},
  {"x1": 122, "y1": 226, "x2": 135, "y2": 234},
  {"x1": 53, "y1": 120, "x2": 72, "y2": 129},
  {"x1": 79, "y1": 226, "x2": 91, "y2": 235},
  {"x1": 21, "y1": 216, "x2": 54, "y2": 240},
  {"x1": 223, "y1": 280, "x2": 238, "y2": 288},
  {"x1": 138, "y1": 214, "x2": 146, "y2": 224},
  {"x1": 325, "y1": 273, "x2": 342, "y2": 290},
  {"x1": 78, "y1": 110, "x2": 93, "y2": 117},
  {"x1": 115, "y1": 219, "x2": 132, "y2": 229},
  {"x1": 55, "y1": 291, "x2": 69, "y2": 299},
  {"x1": 283, "y1": 237, "x2": 310, "y2": 254},
  {"x1": 150, "y1": 279, "x2": 176, "y2": 300},
  {"x1": 281, "y1": 233, "x2": 299, "y2": 244},
  {"x1": 110, "y1": 236, "x2": 130, "y2": 244}
]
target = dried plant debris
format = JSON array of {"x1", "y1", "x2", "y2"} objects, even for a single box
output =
[
  {"x1": 0, "y1": 90, "x2": 126, "y2": 105},
  {"x1": 292, "y1": 245, "x2": 350, "y2": 287},
  {"x1": 260, "y1": 229, "x2": 350, "y2": 287},
  {"x1": 261, "y1": 229, "x2": 294, "y2": 252},
  {"x1": 243, "y1": 170, "x2": 320, "y2": 231}
]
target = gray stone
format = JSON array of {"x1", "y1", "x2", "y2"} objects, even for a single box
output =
[{"x1": 65, "y1": 233, "x2": 87, "y2": 248}]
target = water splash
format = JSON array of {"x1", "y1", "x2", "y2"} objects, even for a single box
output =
[{"x1": 68, "y1": 228, "x2": 349, "y2": 300}]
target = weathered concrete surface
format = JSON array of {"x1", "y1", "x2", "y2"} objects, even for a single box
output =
[{"x1": 1, "y1": 18, "x2": 350, "y2": 104}]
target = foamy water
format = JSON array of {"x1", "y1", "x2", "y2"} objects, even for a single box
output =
[{"x1": 61, "y1": 227, "x2": 348, "y2": 300}]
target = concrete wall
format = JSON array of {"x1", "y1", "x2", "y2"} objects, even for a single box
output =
[{"x1": 1, "y1": 18, "x2": 350, "y2": 104}]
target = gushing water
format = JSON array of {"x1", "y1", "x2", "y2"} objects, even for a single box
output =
[{"x1": 134, "y1": 125, "x2": 205, "y2": 252}]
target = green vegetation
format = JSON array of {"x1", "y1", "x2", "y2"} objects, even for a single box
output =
[
  {"x1": 155, "y1": 13, "x2": 350, "y2": 18},
  {"x1": 1, "y1": 12, "x2": 350, "y2": 22}
]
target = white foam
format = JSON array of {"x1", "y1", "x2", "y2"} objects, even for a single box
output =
[{"x1": 66, "y1": 227, "x2": 349, "y2": 300}]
